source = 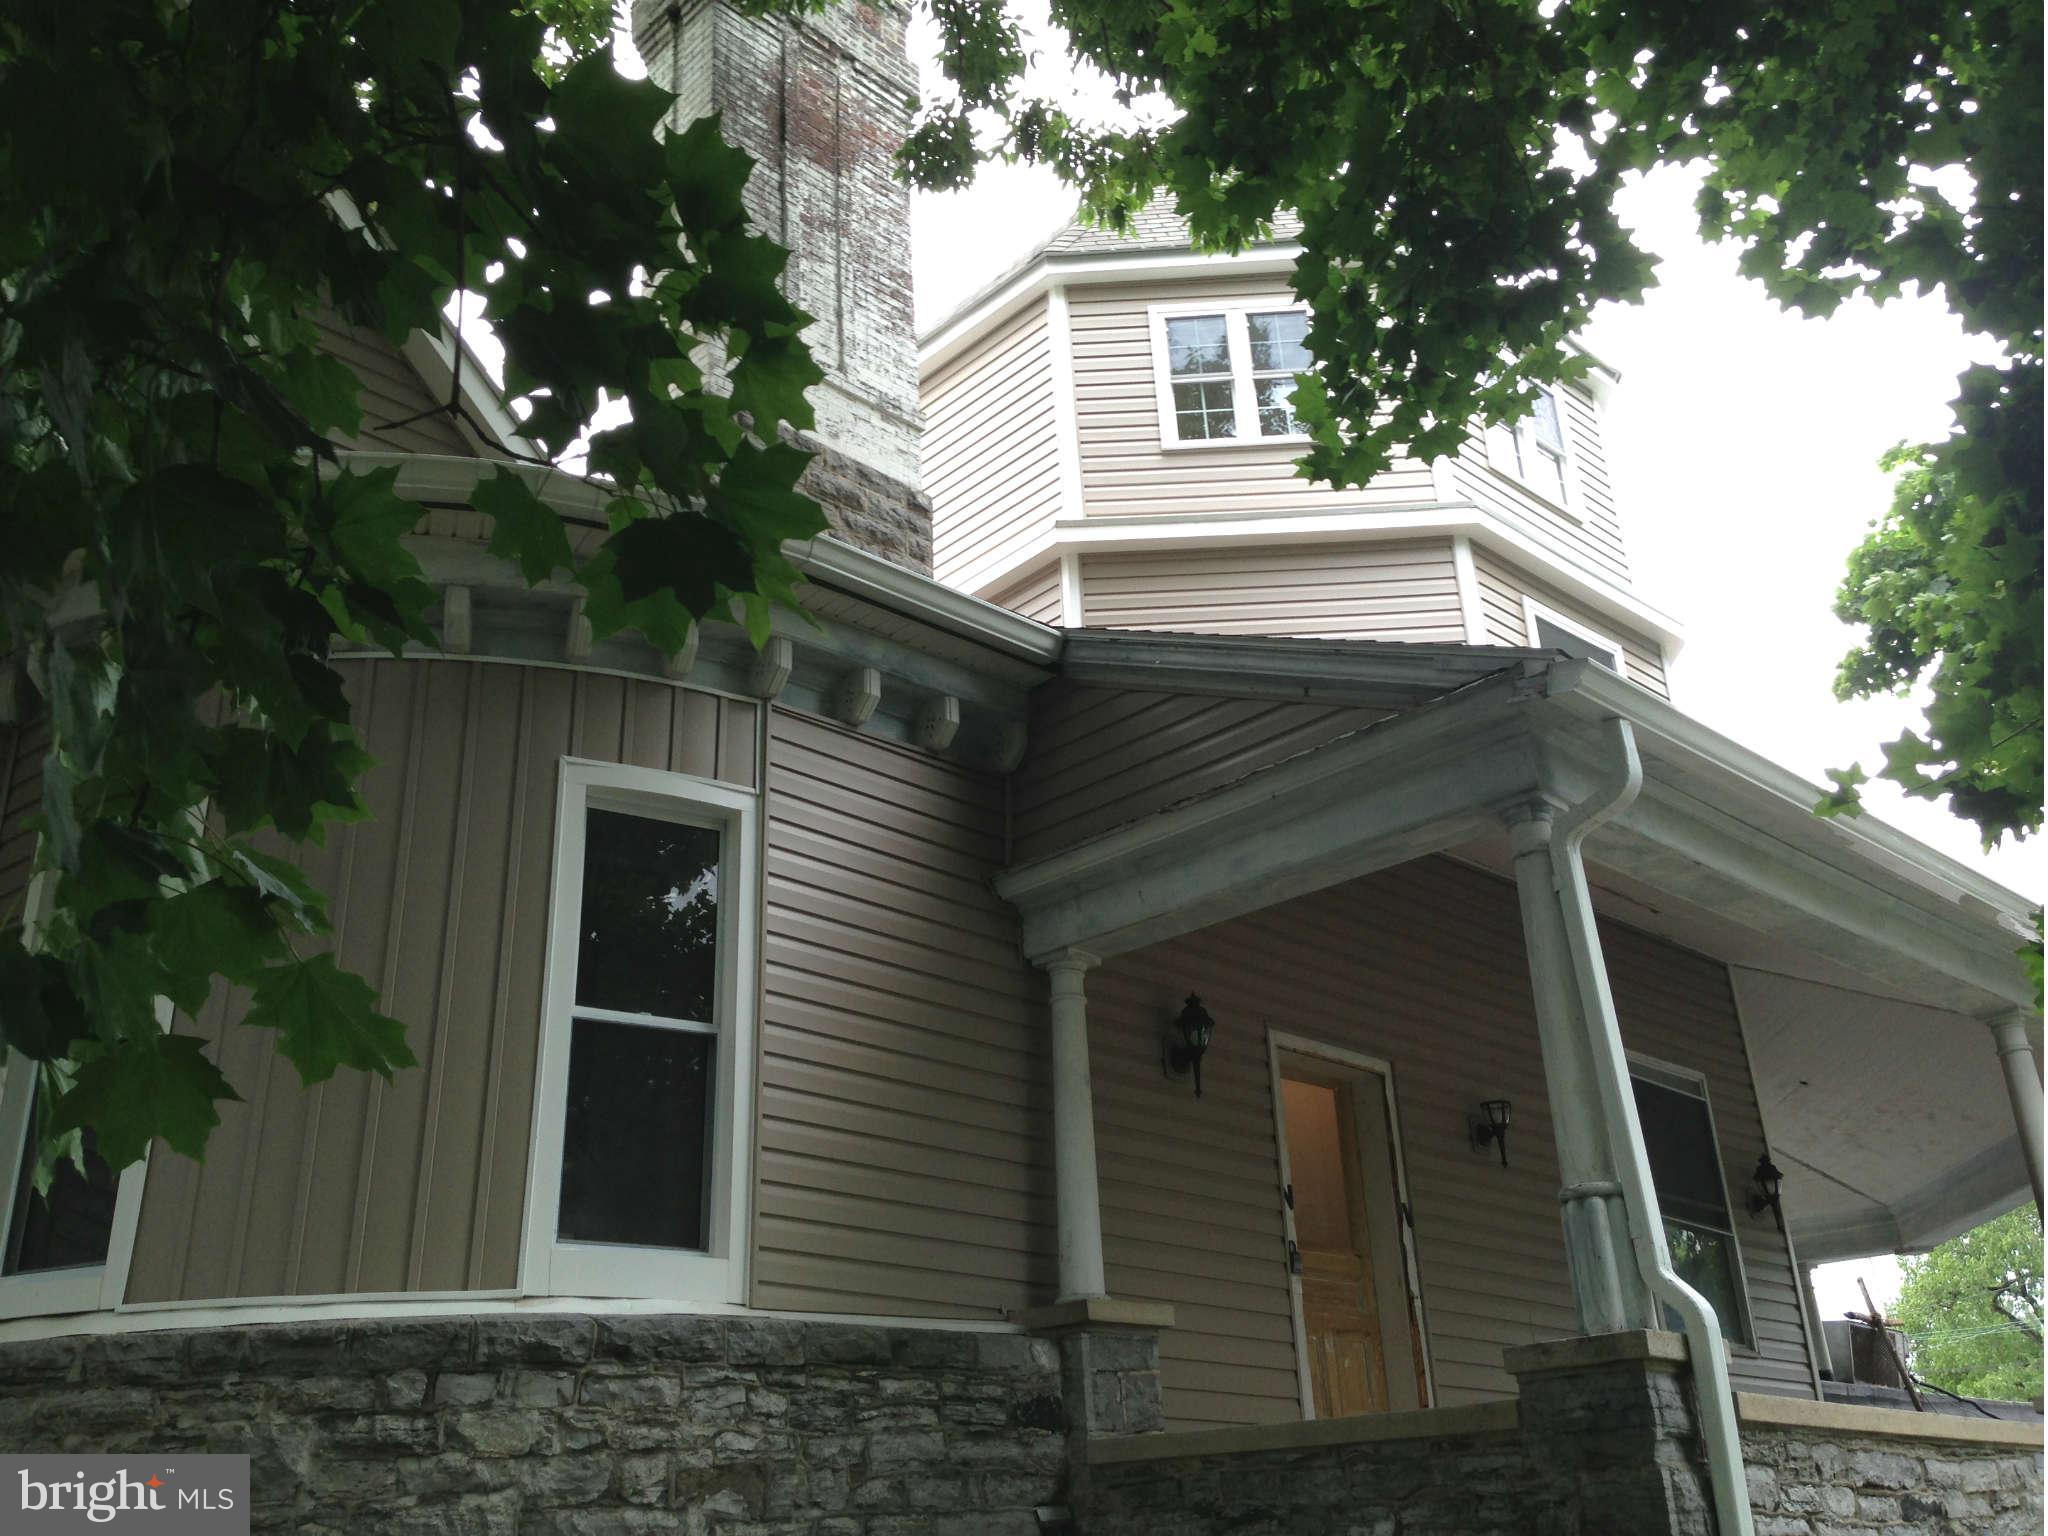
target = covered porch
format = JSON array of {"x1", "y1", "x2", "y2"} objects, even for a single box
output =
[{"x1": 995, "y1": 634, "x2": 2041, "y2": 1534}]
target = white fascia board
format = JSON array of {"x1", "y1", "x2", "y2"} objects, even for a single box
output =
[
  {"x1": 1058, "y1": 629, "x2": 1545, "y2": 707},
  {"x1": 919, "y1": 246, "x2": 1304, "y2": 377},
  {"x1": 787, "y1": 537, "x2": 1063, "y2": 665},
  {"x1": 950, "y1": 504, "x2": 1687, "y2": 657},
  {"x1": 1557, "y1": 667, "x2": 2036, "y2": 928}
]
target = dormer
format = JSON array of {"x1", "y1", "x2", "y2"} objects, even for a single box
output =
[{"x1": 918, "y1": 197, "x2": 1683, "y2": 696}]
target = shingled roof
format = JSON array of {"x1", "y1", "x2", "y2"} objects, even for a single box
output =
[{"x1": 1036, "y1": 187, "x2": 1304, "y2": 257}]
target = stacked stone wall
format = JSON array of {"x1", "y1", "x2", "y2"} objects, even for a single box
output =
[
  {"x1": 1741, "y1": 1425, "x2": 2043, "y2": 1536},
  {"x1": 0, "y1": 1315, "x2": 1066, "y2": 1535}
]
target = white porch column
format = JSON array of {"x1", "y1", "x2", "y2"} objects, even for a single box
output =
[
  {"x1": 1043, "y1": 949, "x2": 1108, "y2": 1302},
  {"x1": 1503, "y1": 800, "x2": 1654, "y2": 1333},
  {"x1": 1985, "y1": 1010, "x2": 2044, "y2": 1214}
]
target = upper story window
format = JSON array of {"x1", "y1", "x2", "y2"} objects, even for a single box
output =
[
  {"x1": 1485, "y1": 385, "x2": 1570, "y2": 507},
  {"x1": 1523, "y1": 597, "x2": 1629, "y2": 679},
  {"x1": 1151, "y1": 303, "x2": 1312, "y2": 447},
  {"x1": 525, "y1": 759, "x2": 758, "y2": 1302},
  {"x1": 1631, "y1": 1058, "x2": 1754, "y2": 1348}
]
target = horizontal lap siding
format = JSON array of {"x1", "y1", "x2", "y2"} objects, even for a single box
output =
[
  {"x1": 752, "y1": 712, "x2": 1055, "y2": 1317},
  {"x1": 1472, "y1": 547, "x2": 1670, "y2": 697},
  {"x1": 125, "y1": 660, "x2": 760, "y2": 1303},
  {"x1": 1079, "y1": 539, "x2": 1464, "y2": 642},
  {"x1": 1605, "y1": 925, "x2": 1815, "y2": 1396},
  {"x1": 925, "y1": 300, "x2": 1061, "y2": 586},
  {"x1": 988, "y1": 563, "x2": 1064, "y2": 626},
  {"x1": 1092, "y1": 856, "x2": 1808, "y2": 1428},
  {"x1": 1010, "y1": 682, "x2": 1389, "y2": 864},
  {"x1": 1448, "y1": 380, "x2": 1629, "y2": 584},
  {"x1": 1069, "y1": 276, "x2": 1437, "y2": 516},
  {"x1": 316, "y1": 310, "x2": 473, "y2": 458}
]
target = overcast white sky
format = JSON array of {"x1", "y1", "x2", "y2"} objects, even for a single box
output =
[{"x1": 905, "y1": 20, "x2": 2040, "y2": 1324}]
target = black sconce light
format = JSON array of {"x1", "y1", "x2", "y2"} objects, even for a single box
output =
[
  {"x1": 1469, "y1": 1099, "x2": 1513, "y2": 1167},
  {"x1": 1162, "y1": 994, "x2": 1216, "y2": 1098},
  {"x1": 1748, "y1": 1151, "x2": 1785, "y2": 1229}
]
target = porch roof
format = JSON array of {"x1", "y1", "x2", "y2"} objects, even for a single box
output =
[{"x1": 996, "y1": 636, "x2": 2039, "y2": 1264}]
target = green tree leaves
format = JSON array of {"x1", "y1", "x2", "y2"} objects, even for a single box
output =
[
  {"x1": 1893, "y1": 1207, "x2": 2044, "y2": 1404},
  {"x1": 915, "y1": 0, "x2": 2043, "y2": 858},
  {"x1": 0, "y1": 0, "x2": 826, "y2": 1171}
]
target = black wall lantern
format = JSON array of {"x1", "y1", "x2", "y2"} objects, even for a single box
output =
[
  {"x1": 1470, "y1": 1098, "x2": 1513, "y2": 1167},
  {"x1": 1748, "y1": 1151, "x2": 1785, "y2": 1230},
  {"x1": 1162, "y1": 994, "x2": 1217, "y2": 1098}
]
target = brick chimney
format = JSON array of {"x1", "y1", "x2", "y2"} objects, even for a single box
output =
[{"x1": 632, "y1": 0, "x2": 932, "y2": 571}]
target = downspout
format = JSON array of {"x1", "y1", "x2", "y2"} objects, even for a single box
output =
[{"x1": 1551, "y1": 716, "x2": 1755, "y2": 1536}]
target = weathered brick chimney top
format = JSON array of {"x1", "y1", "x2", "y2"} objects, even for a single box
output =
[{"x1": 632, "y1": 0, "x2": 932, "y2": 572}]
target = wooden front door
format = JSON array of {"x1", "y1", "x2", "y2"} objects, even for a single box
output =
[{"x1": 1282, "y1": 1077, "x2": 1389, "y2": 1418}]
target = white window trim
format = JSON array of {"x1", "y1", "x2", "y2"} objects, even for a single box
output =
[
  {"x1": 521, "y1": 757, "x2": 759, "y2": 1305},
  {"x1": 1522, "y1": 595, "x2": 1631, "y2": 680},
  {"x1": 1148, "y1": 300, "x2": 1314, "y2": 450},
  {"x1": 0, "y1": 870, "x2": 149, "y2": 1322},
  {"x1": 1627, "y1": 1051, "x2": 1759, "y2": 1354},
  {"x1": 1481, "y1": 384, "x2": 1581, "y2": 519}
]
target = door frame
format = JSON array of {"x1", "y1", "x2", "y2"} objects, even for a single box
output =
[{"x1": 1266, "y1": 1028, "x2": 1435, "y2": 1419}]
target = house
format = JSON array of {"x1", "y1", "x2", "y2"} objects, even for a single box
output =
[
  {"x1": 0, "y1": 2, "x2": 2040, "y2": 1533},
  {"x1": 919, "y1": 194, "x2": 1676, "y2": 697}
]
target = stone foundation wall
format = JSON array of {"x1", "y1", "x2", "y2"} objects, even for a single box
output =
[
  {"x1": 1742, "y1": 1424, "x2": 2044, "y2": 1535},
  {"x1": 1080, "y1": 1333, "x2": 2045, "y2": 1536},
  {"x1": 1083, "y1": 1413, "x2": 1555, "y2": 1534},
  {"x1": 0, "y1": 1314, "x2": 1066, "y2": 1534}
]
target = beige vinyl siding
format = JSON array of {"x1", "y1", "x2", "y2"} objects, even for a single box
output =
[
  {"x1": 1089, "y1": 855, "x2": 1812, "y2": 1429},
  {"x1": 0, "y1": 714, "x2": 47, "y2": 933},
  {"x1": 1472, "y1": 546, "x2": 1670, "y2": 697},
  {"x1": 1070, "y1": 276, "x2": 1438, "y2": 517},
  {"x1": 1011, "y1": 681, "x2": 1389, "y2": 865},
  {"x1": 925, "y1": 299, "x2": 1061, "y2": 586},
  {"x1": 316, "y1": 309, "x2": 474, "y2": 458},
  {"x1": 1079, "y1": 539, "x2": 1465, "y2": 642},
  {"x1": 751, "y1": 711, "x2": 1055, "y2": 1315},
  {"x1": 988, "y1": 562, "x2": 1065, "y2": 626},
  {"x1": 125, "y1": 658, "x2": 760, "y2": 1303},
  {"x1": 1449, "y1": 381, "x2": 1629, "y2": 584}
]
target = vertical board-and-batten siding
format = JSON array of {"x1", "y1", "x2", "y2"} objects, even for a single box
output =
[
  {"x1": 1078, "y1": 539, "x2": 1465, "y2": 643},
  {"x1": 924, "y1": 299, "x2": 1062, "y2": 587},
  {"x1": 1471, "y1": 545, "x2": 1671, "y2": 697},
  {"x1": 752, "y1": 711, "x2": 1056, "y2": 1315},
  {"x1": 1449, "y1": 381, "x2": 1631, "y2": 585},
  {"x1": 1089, "y1": 856, "x2": 1813, "y2": 1430},
  {"x1": 1009, "y1": 681, "x2": 1391, "y2": 866},
  {"x1": 1068, "y1": 275, "x2": 1438, "y2": 518},
  {"x1": 125, "y1": 658, "x2": 761, "y2": 1303},
  {"x1": 988, "y1": 564, "x2": 1065, "y2": 626}
]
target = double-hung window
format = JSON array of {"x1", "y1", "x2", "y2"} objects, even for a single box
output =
[
  {"x1": 525, "y1": 759, "x2": 758, "y2": 1302},
  {"x1": 1630, "y1": 1058, "x2": 1753, "y2": 1347},
  {"x1": 1152, "y1": 305, "x2": 1312, "y2": 445},
  {"x1": 1485, "y1": 385, "x2": 1570, "y2": 507}
]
